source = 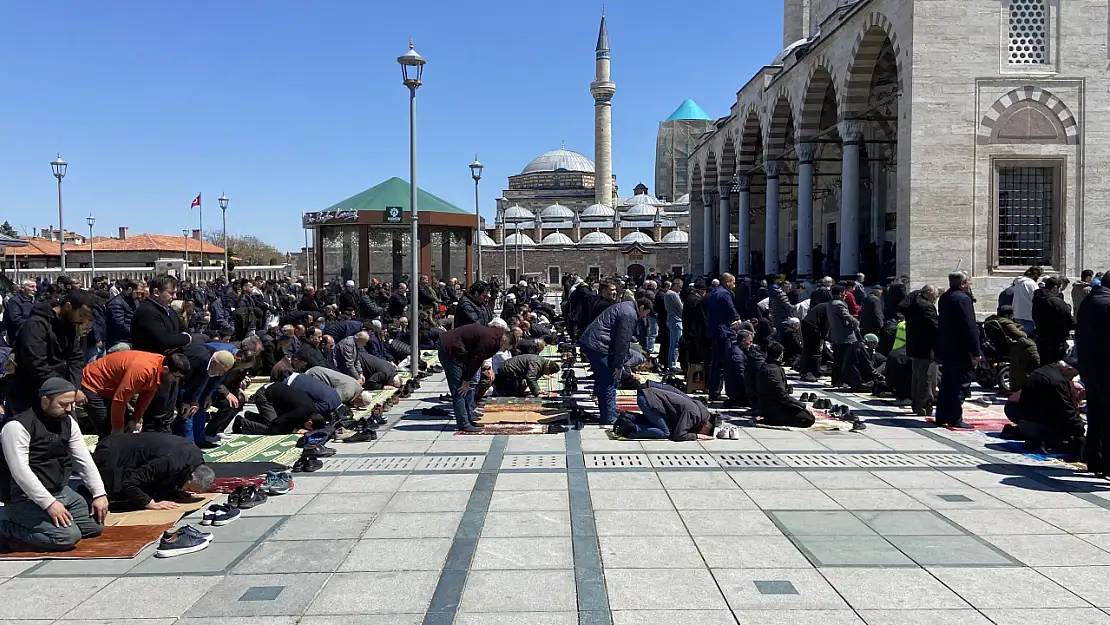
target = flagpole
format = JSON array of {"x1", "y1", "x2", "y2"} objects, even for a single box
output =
[{"x1": 197, "y1": 192, "x2": 202, "y2": 276}]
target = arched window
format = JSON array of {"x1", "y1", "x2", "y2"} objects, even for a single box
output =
[{"x1": 1008, "y1": 0, "x2": 1049, "y2": 65}]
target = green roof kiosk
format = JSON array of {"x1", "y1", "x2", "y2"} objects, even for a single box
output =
[{"x1": 303, "y1": 177, "x2": 476, "y2": 288}]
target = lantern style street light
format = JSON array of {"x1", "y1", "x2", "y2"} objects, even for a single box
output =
[
  {"x1": 219, "y1": 193, "x2": 230, "y2": 281},
  {"x1": 86, "y1": 215, "x2": 96, "y2": 285},
  {"x1": 398, "y1": 39, "x2": 426, "y2": 372},
  {"x1": 470, "y1": 156, "x2": 483, "y2": 284},
  {"x1": 51, "y1": 154, "x2": 68, "y2": 271}
]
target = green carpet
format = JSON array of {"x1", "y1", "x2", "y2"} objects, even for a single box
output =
[{"x1": 203, "y1": 434, "x2": 302, "y2": 465}]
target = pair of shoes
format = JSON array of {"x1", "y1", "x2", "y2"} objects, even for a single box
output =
[
  {"x1": 715, "y1": 425, "x2": 740, "y2": 440},
  {"x1": 799, "y1": 392, "x2": 815, "y2": 403},
  {"x1": 423, "y1": 406, "x2": 449, "y2": 417},
  {"x1": 344, "y1": 420, "x2": 379, "y2": 443},
  {"x1": 200, "y1": 503, "x2": 241, "y2": 526},
  {"x1": 799, "y1": 373, "x2": 819, "y2": 383},
  {"x1": 296, "y1": 430, "x2": 329, "y2": 449},
  {"x1": 850, "y1": 420, "x2": 867, "y2": 432},
  {"x1": 198, "y1": 441, "x2": 220, "y2": 450},
  {"x1": 293, "y1": 454, "x2": 324, "y2": 472},
  {"x1": 155, "y1": 525, "x2": 213, "y2": 558},
  {"x1": 304, "y1": 443, "x2": 337, "y2": 458},
  {"x1": 457, "y1": 424, "x2": 482, "y2": 433},
  {"x1": 228, "y1": 485, "x2": 268, "y2": 509},
  {"x1": 261, "y1": 471, "x2": 293, "y2": 495},
  {"x1": 812, "y1": 398, "x2": 832, "y2": 410},
  {"x1": 370, "y1": 405, "x2": 387, "y2": 425},
  {"x1": 947, "y1": 419, "x2": 975, "y2": 430}
]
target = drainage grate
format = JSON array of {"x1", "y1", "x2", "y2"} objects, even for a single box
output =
[
  {"x1": 584, "y1": 453, "x2": 650, "y2": 468},
  {"x1": 778, "y1": 454, "x2": 858, "y2": 468},
  {"x1": 648, "y1": 454, "x2": 719, "y2": 468},
  {"x1": 841, "y1": 454, "x2": 926, "y2": 468},
  {"x1": 715, "y1": 453, "x2": 787, "y2": 468},
  {"x1": 501, "y1": 454, "x2": 567, "y2": 470},
  {"x1": 911, "y1": 454, "x2": 983, "y2": 468},
  {"x1": 416, "y1": 455, "x2": 484, "y2": 471},
  {"x1": 348, "y1": 456, "x2": 421, "y2": 471}
]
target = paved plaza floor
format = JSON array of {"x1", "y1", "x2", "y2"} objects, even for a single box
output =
[{"x1": 5, "y1": 366, "x2": 1110, "y2": 625}]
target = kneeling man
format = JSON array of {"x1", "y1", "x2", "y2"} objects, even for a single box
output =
[
  {"x1": 493, "y1": 354, "x2": 561, "y2": 397},
  {"x1": 93, "y1": 432, "x2": 215, "y2": 511},
  {"x1": 616, "y1": 385, "x2": 715, "y2": 441},
  {"x1": 0, "y1": 379, "x2": 108, "y2": 551}
]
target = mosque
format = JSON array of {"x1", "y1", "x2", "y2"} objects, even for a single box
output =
[{"x1": 480, "y1": 16, "x2": 703, "y2": 286}]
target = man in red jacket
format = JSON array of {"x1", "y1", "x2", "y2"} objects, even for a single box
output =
[{"x1": 438, "y1": 321, "x2": 511, "y2": 432}]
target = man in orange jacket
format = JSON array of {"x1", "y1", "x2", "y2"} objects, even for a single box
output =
[{"x1": 80, "y1": 351, "x2": 191, "y2": 436}]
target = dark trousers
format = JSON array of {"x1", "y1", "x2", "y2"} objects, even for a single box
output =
[
  {"x1": 142, "y1": 380, "x2": 178, "y2": 433},
  {"x1": 1035, "y1": 337, "x2": 1067, "y2": 365},
  {"x1": 0, "y1": 487, "x2": 103, "y2": 551},
  {"x1": 493, "y1": 376, "x2": 526, "y2": 397},
  {"x1": 708, "y1": 340, "x2": 727, "y2": 399},
  {"x1": 831, "y1": 344, "x2": 851, "y2": 387},
  {"x1": 910, "y1": 357, "x2": 937, "y2": 414},
  {"x1": 205, "y1": 391, "x2": 244, "y2": 438},
  {"x1": 250, "y1": 385, "x2": 315, "y2": 434},
  {"x1": 1083, "y1": 377, "x2": 1110, "y2": 470},
  {"x1": 935, "y1": 360, "x2": 973, "y2": 425},
  {"x1": 81, "y1": 386, "x2": 114, "y2": 437},
  {"x1": 800, "y1": 323, "x2": 821, "y2": 377}
]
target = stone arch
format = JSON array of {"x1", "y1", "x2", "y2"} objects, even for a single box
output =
[
  {"x1": 765, "y1": 93, "x2": 796, "y2": 156},
  {"x1": 690, "y1": 162, "x2": 703, "y2": 202},
  {"x1": 736, "y1": 106, "x2": 762, "y2": 170},
  {"x1": 798, "y1": 60, "x2": 839, "y2": 139},
  {"x1": 977, "y1": 86, "x2": 1078, "y2": 145},
  {"x1": 703, "y1": 151, "x2": 719, "y2": 190},
  {"x1": 842, "y1": 13, "x2": 904, "y2": 119},
  {"x1": 720, "y1": 133, "x2": 737, "y2": 182}
]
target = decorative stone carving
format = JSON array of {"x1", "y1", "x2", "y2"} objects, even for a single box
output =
[
  {"x1": 796, "y1": 142, "x2": 819, "y2": 164},
  {"x1": 838, "y1": 120, "x2": 866, "y2": 144}
]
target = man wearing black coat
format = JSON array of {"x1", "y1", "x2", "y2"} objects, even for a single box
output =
[
  {"x1": 92, "y1": 432, "x2": 212, "y2": 511},
  {"x1": 388, "y1": 284, "x2": 410, "y2": 320},
  {"x1": 1077, "y1": 279, "x2": 1110, "y2": 473},
  {"x1": 568, "y1": 280, "x2": 594, "y2": 340},
  {"x1": 130, "y1": 275, "x2": 191, "y2": 355},
  {"x1": 11, "y1": 290, "x2": 94, "y2": 412},
  {"x1": 1006, "y1": 361, "x2": 1085, "y2": 457},
  {"x1": 903, "y1": 286, "x2": 939, "y2": 416},
  {"x1": 454, "y1": 282, "x2": 492, "y2": 328},
  {"x1": 799, "y1": 301, "x2": 831, "y2": 382},
  {"x1": 859, "y1": 285, "x2": 885, "y2": 336},
  {"x1": 4, "y1": 280, "x2": 36, "y2": 344},
  {"x1": 680, "y1": 282, "x2": 707, "y2": 368},
  {"x1": 1031, "y1": 277, "x2": 1072, "y2": 363},
  {"x1": 105, "y1": 280, "x2": 139, "y2": 349},
  {"x1": 935, "y1": 272, "x2": 981, "y2": 428},
  {"x1": 756, "y1": 342, "x2": 814, "y2": 427}
]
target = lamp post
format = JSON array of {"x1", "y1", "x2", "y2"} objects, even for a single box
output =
[
  {"x1": 86, "y1": 215, "x2": 95, "y2": 286},
  {"x1": 398, "y1": 39, "x2": 426, "y2": 373},
  {"x1": 218, "y1": 193, "x2": 230, "y2": 282},
  {"x1": 50, "y1": 154, "x2": 67, "y2": 272},
  {"x1": 470, "y1": 156, "x2": 483, "y2": 285},
  {"x1": 183, "y1": 229, "x2": 189, "y2": 280}
]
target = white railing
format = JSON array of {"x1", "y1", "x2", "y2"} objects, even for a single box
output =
[{"x1": 8, "y1": 264, "x2": 298, "y2": 287}]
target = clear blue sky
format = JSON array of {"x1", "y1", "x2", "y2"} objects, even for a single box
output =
[{"x1": 0, "y1": 1, "x2": 781, "y2": 251}]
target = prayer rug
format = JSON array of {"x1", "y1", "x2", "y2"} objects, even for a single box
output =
[
  {"x1": 104, "y1": 493, "x2": 221, "y2": 527},
  {"x1": 456, "y1": 423, "x2": 551, "y2": 435},
  {"x1": 208, "y1": 461, "x2": 288, "y2": 478},
  {"x1": 0, "y1": 523, "x2": 175, "y2": 560},
  {"x1": 203, "y1": 434, "x2": 302, "y2": 465},
  {"x1": 925, "y1": 409, "x2": 1011, "y2": 432},
  {"x1": 478, "y1": 410, "x2": 567, "y2": 425}
]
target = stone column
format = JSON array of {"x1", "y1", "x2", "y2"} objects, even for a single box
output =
[
  {"x1": 736, "y1": 174, "x2": 751, "y2": 276},
  {"x1": 838, "y1": 120, "x2": 865, "y2": 280},
  {"x1": 718, "y1": 181, "x2": 731, "y2": 275},
  {"x1": 764, "y1": 160, "x2": 780, "y2": 275},
  {"x1": 796, "y1": 142, "x2": 817, "y2": 280},
  {"x1": 702, "y1": 188, "x2": 715, "y2": 275}
]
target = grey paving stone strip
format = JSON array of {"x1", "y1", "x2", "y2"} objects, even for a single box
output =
[
  {"x1": 566, "y1": 429, "x2": 612, "y2": 625},
  {"x1": 421, "y1": 434, "x2": 508, "y2": 625}
]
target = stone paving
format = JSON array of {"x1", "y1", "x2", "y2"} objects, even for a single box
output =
[{"x1": 5, "y1": 365, "x2": 1110, "y2": 625}]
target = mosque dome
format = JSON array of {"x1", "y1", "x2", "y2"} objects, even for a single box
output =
[
  {"x1": 478, "y1": 232, "x2": 498, "y2": 247},
  {"x1": 504, "y1": 232, "x2": 536, "y2": 247},
  {"x1": 661, "y1": 230, "x2": 689, "y2": 244},
  {"x1": 579, "y1": 231, "x2": 616, "y2": 245},
  {"x1": 521, "y1": 149, "x2": 595, "y2": 175},
  {"x1": 580, "y1": 203, "x2": 616, "y2": 221},
  {"x1": 540, "y1": 204, "x2": 575, "y2": 220},
  {"x1": 620, "y1": 231, "x2": 655, "y2": 244},
  {"x1": 541, "y1": 232, "x2": 575, "y2": 246},
  {"x1": 627, "y1": 193, "x2": 664, "y2": 206},
  {"x1": 621, "y1": 204, "x2": 658, "y2": 221},
  {"x1": 502, "y1": 205, "x2": 535, "y2": 223}
]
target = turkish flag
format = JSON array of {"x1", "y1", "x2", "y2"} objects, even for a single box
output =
[{"x1": 190, "y1": 193, "x2": 201, "y2": 209}]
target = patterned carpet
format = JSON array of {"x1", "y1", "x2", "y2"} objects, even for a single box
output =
[{"x1": 202, "y1": 434, "x2": 302, "y2": 465}]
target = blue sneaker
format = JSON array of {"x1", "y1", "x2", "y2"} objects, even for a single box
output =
[
  {"x1": 262, "y1": 471, "x2": 292, "y2": 496},
  {"x1": 200, "y1": 504, "x2": 240, "y2": 526},
  {"x1": 154, "y1": 525, "x2": 211, "y2": 558}
]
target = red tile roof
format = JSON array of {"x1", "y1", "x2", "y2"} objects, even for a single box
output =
[{"x1": 11, "y1": 234, "x2": 224, "y2": 256}]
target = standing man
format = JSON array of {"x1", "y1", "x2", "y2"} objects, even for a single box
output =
[
  {"x1": 663, "y1": 279, "x2": 684, "y2": 372},
  {"x1": 105, "y1": 279, "x2": 139, "y2": 350},
  {"x1": 935, "y1": 271, "x2": 980, "y2": 429},
  {"x1": 0, "y1": 379, "x2": 109, "y2": 552},
  {"x1": 130, "y1": 275, "x2": 191, "y2": 355},
  {"x1": 439, "y1": 321, "x2": 511, "y2": 432},
  {"x1": 5, "y1": 280, "x2": 37, "y2": 344},
  {"x1": 705, "y1": 274, "x2": 741, "y2": 402},
  {"x1": 828, "y1": 286, "x2": 861, "y2": 388},
  {"x1": 1076, "y1": 275, "x2": 1110, "y2": 473},
  {"x1": 580, "y1": 298, "x2": 654, "y2": 425},
  {"x1": 1012, "y1": 266, "x2": 1041, "y2": 335},
  {"x1": 11, "y1": 290, "x2": 94, "y2": 413},
  {"x1": 903, "y1": 285, "x2": 939, "y2": 416},
  {"x1": 1031, "y1": 276, "x2": 1073, "y2": 363}
]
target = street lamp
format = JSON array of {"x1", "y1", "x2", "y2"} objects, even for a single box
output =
[
  {"x1": 183, "y1": 229, "x2": 190, "y2": 280},
  {"x1": 470, "y1": 155, "x2": 483, "y2": 285},
  {"x1": 398, "y1": 39, "x2": 425, "y2": 373},
  {"x1": 86, "y1": 215, "x2": 95, "y2": 286},
  {"x1": 50, "y1": 154, "x2": 67, "y2": 272},
  {"x1": 218, "y1": 193, "x2": 230, "y2": 282}
]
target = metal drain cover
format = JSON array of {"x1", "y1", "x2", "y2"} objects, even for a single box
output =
[
  {"x1": 416, "y1": 455, "x2": 483, "y2": 471},
  {"x1": 778, "y1": 454, "x2": 858, "y2": 468},
  {"x1": 649, "y1": 454, "x2": 719, "y2": 468},
  {"x1": 841, "y1": 453, "x2": 926, "y2": 467},
  {"x1": 715, "y1": 453, "x2": 787, "y2": 468},
  {"x1": 347, "y1": 456, "x2": 420, "y2": 471},
  {"x1": 501, "y1": 454, "x2": 568, "y2": 470},
  {"x1": 912, "y1": 453, "x2": 983, "y2": 468},
  {"x1": 584, "y1": 453, "x2": 650, "y2": 468}
]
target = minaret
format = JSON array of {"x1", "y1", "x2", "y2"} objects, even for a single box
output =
[{"x1": 591, "y1": 12, "x2": 616, "y2": 207}]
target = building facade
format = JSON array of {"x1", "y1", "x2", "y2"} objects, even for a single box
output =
[
  {"x1": 6, "y1": 227, "x2": 225, "y2": 270},
  {"x1": 656, "y1": 100, "x2": 716, "y2": 202},
  {"x1": 688, "y1": 0, "x2": 1109, "y2": 302}
]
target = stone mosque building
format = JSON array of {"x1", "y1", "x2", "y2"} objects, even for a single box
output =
[
  {"x1": 688, "y1": 0, "x2": 1110, "y2": 302},
  {"x1": 480, "y1": 16, "x2": 698, "y2": 285}
]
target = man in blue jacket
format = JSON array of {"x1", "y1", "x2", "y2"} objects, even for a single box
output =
[
  {"x1": 5, "y1": 280, "x2": 37, "y2": 344},
  {"x1": 705, "y1": 273, "x2": 741, "y2": 401},
  {"x1": 935, "y1": 271, "x2": 981, "y2": 428},
  {"x1": 580, "y1": 298, "x2": 654, "y2": 425},
  {"x1": 104, "y1": 280, "x2": 138, "y2": 350}
]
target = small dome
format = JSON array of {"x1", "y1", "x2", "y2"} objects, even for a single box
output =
[
  {"x1": 540, "y1": 204, "x2": 574, "y2": 220},
  {"x1": 504, "y1": 232, "x2": 536, "y2": 247},
  {"x1": 627, "y1": 193, "x2": 663, "y2": 206},
  {"x1": 621, "y1": 204, "x2": 657, "y2": 221},
  {"x1": 579, "y1": 231, "x2": 616, "y2": 245},
  {"x1": 541, "y1": 232, "x2": 575, "y2": 246},
  {"x1": 502, "y1": 206, "x2": 534, "y2": 223},
  {"x1": 620, "y1": 231, "x2": 655, "y2": 244},
  {"x1": 580, "y1": 203, "x2": 616, "y2": 221},
  {"x1": 478, "y1": 232, "x2": 498, "y2": 247},
  {"x1": 521, "y1": 149, "x2": 595, "y2": 175},
  {"x1": 661, "y1": 230, "x2": 689, "y2": 244}
]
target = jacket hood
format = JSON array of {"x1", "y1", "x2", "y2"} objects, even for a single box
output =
[{"x1": 29, "y1": 301, "x2": 58, "y2": 321}]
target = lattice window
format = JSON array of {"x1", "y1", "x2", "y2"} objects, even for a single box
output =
[
  {"x1": 997, "y1": 166, "x2": 1054, "y2": 267},
  {"x1": 1008, "y1": 0, "x2": 1048, "y2": 65}
]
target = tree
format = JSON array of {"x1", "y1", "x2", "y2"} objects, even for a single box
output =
[
  {"x1": 0, "y1": 221, "x2": 19, "y2": 238},
  {"x1": 203, "y1": 230, "x2": 284, "y2": 266}
]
